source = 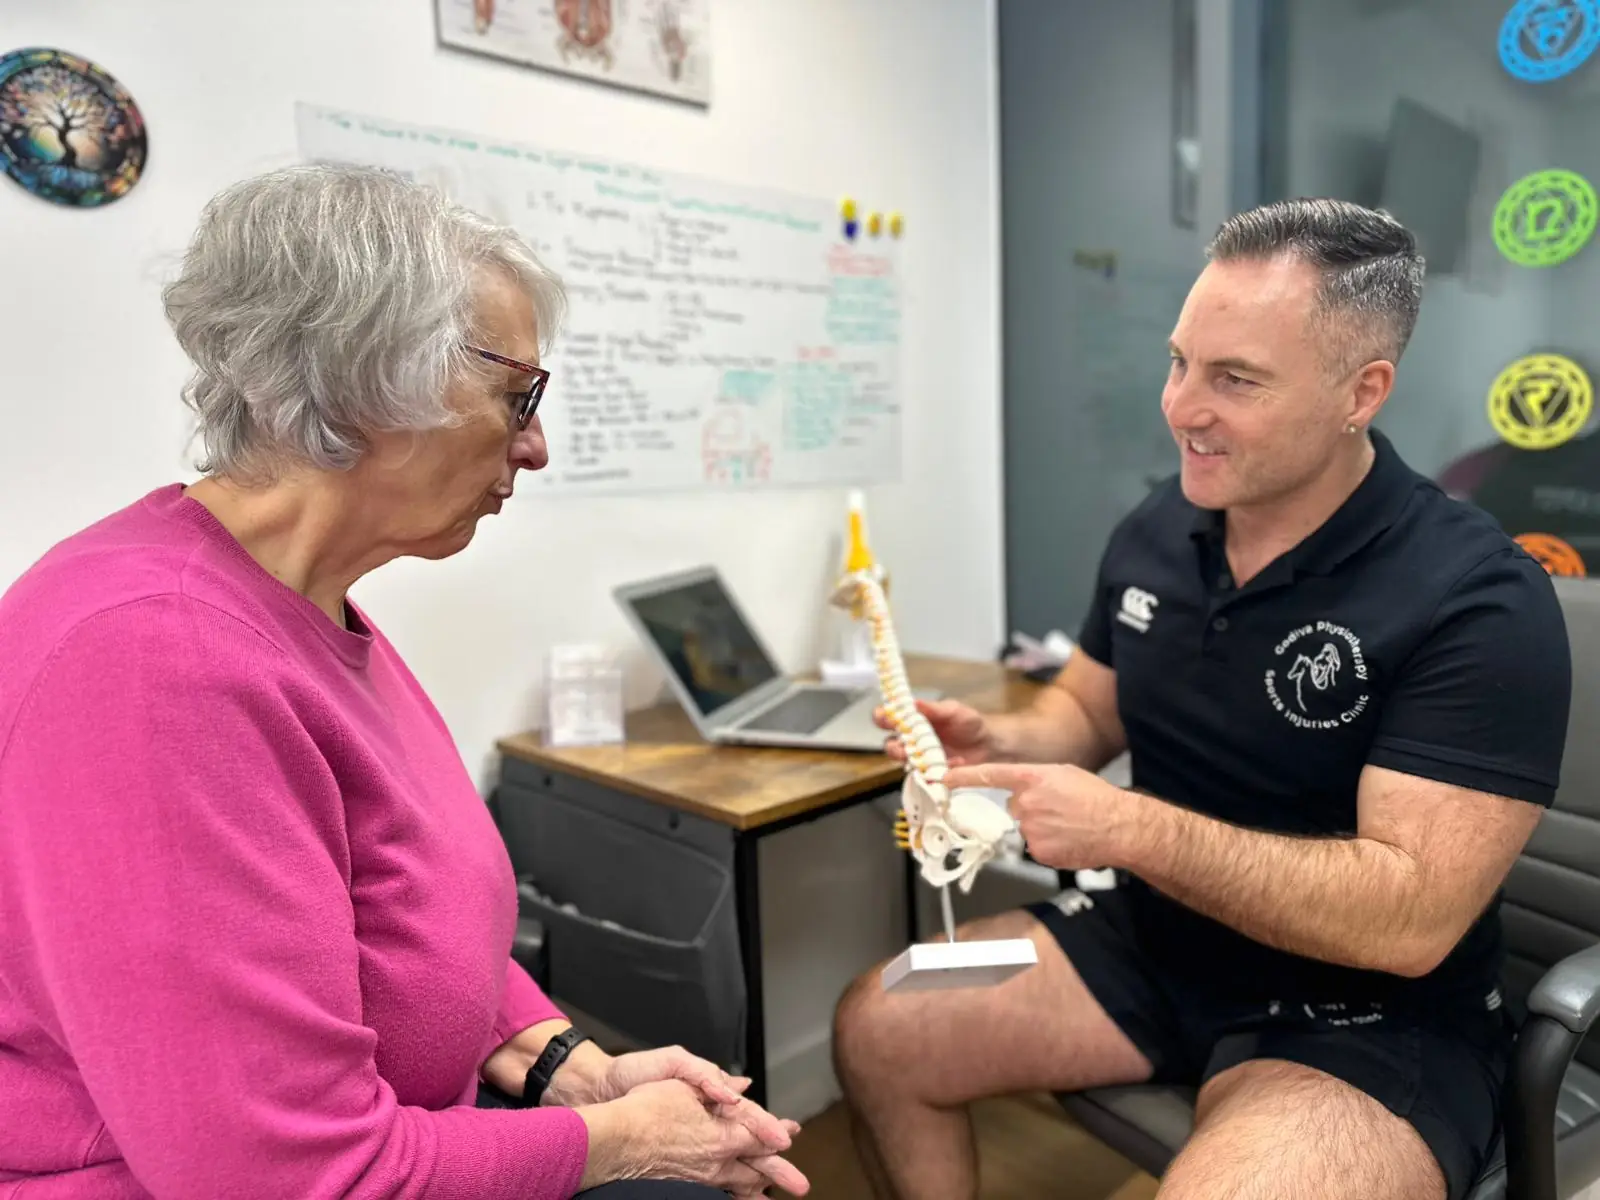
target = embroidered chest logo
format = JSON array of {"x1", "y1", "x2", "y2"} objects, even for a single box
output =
[
  {"x1": 1116, "y1": 586, "x2": 1159, "y2": 633},
  {"x1": 1264, "y1": 620, "x2": 1371, "y2": 730}
]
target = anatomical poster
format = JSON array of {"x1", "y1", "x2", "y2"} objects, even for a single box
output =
[{"x1": 435, "y1": 0, "x2": 710, "y2": 105}]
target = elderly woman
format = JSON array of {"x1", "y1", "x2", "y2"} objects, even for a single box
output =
[{"x1": 0, "y1": 164, "x2": 808, "y2": 1199}]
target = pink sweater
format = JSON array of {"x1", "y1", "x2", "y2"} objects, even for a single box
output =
[{"x1": 0, "y1": 485, "x2": 589, "y2": 1198}]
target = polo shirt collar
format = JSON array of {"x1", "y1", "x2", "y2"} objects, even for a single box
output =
[{"x1": 1188, "y1": 427, "x2": 1419, "y2": 578}]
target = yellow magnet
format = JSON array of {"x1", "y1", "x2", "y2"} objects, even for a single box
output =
[
  {"x1": 888, "y1": 211, "x2": 904, "y2": 237},
  {"x1": 840, "y1": 196, "x2": 857, "y2": 221},
  {"x1": 867, "y1": 211, "x2": 883, "y2": 236}
]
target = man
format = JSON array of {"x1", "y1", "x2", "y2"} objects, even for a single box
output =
[{"x1": 832, "y1": 198, "x2": 1571, "y2": 1200}]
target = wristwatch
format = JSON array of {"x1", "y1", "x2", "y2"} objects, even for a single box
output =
[{"x1": 522, "y1": 1026, "x2": 593, "y2": 1106}]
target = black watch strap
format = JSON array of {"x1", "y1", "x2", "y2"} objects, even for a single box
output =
[{"x1": 522, "y1": 1026, "x2": 592, "y2": 1106}]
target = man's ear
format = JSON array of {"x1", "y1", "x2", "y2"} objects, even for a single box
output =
[{"x1": 1349, "y1": 358, "x2": 1396, "y2": 429}]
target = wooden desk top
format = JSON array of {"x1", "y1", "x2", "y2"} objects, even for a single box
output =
[{"x1": 496, "y1": 654, "x2": 1044, "y2": 832}]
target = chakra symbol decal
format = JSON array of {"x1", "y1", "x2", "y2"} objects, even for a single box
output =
[
  {"x1": 1492, "y1": 169, "x2": 1598, "y2": 267},
  {"x1": 1499, "y1": 0, "x2": 1600, "y2": 82},
  {"x1": 1515, "y1": 532, "x2": 1587, "y2": 577},
  {"x1": 1487, "y1": 353, "x2": 1594, "y2": 450}
]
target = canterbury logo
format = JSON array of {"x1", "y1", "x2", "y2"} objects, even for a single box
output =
[{"x1": 1116, "y1": 586, "x2": 1159, "y2": 633}]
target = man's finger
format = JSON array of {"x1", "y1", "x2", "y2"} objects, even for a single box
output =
[{"x1": 942, "y1": 762, "x2": 1023, "y2": 791}]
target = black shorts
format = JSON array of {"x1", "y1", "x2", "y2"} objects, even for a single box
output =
[{"x1": 1025, "y1": 885, "x2": 1513, "y2": 1200}]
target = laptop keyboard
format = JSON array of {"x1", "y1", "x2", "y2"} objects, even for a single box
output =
[{"x1": 739, "y1": 690, "x2": 857, "y2": 734}]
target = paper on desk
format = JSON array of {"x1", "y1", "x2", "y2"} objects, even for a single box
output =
[
  {"x1": 544, "y1": 644, "x2": 625, "y2": 747},
  {"x1": 1003, "y1": 629, "x2": 1075, "y2": 673}
]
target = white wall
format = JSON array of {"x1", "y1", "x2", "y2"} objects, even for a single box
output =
[{"x1": 0, "y1": 0, "x2": 1003, "y2": 1119}]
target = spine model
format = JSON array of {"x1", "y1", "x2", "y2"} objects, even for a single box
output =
[{"x1": 827, "y1": 494, "x2": 1014, "y2": 904}]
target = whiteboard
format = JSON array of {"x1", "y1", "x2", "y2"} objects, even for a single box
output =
[
  {"x1": 434, "y1": 0, "x2": 712, "y2": 107},
  {"x1": 295, "y1": 103, "x2": 903, "y2": 496}
]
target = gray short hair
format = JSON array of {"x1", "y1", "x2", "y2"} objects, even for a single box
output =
[
  {"x1": 162, "y1": 162, "x2": 565, "y2": 479},
  {"x1": 1205, "y1": 198, "x2": 1425, "y2": 374}
]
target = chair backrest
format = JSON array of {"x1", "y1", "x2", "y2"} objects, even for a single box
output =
[{"x1": 1501, "y1": 575, "x2": 1600, "y2": 1069}]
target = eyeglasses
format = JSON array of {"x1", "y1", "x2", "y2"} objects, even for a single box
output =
[{"x1": 469, "y1": 346, "x2": 550, "y2": 429}]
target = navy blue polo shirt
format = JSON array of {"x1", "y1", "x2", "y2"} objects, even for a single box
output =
[{"x1": 1077, "y1": 428, "x2": 1571, "y2": 1012}]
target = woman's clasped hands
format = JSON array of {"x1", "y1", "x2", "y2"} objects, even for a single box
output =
[{"x1": 570, "y1": 1044, "x2": 810, "y2": 1197}]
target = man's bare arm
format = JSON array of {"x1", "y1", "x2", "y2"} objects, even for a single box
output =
[
  {"x1": 989, "y1": 650, "x2": 1127, "y2": 771},
  {"x1": 1117, "y1": 765, "x2": 1544, "y2": 977}
]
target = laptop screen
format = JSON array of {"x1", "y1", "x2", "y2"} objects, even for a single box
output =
[{"x1": 622, "y1": 573, "x2": 781, "y2": 716}]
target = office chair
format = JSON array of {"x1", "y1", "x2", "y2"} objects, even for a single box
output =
[{"x1": 1057, "y1": 575, "x2": 1600, "y2": 1200}]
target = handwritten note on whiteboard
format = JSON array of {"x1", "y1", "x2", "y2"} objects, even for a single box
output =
[{"x1": 294, "y1": 103, "x2": 902, "y2": 497}]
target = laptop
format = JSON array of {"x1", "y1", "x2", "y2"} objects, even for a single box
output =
[{"x1": 613, "y1": 565, "x2": 910, "y2": 751}]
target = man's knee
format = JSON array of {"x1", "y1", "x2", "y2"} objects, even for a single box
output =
[
  {"x1": 830, "y1": 917, "x2": 994, "y2": 1096},
  {"x1": 1164, "y1": 1061, "x2": 1446, "y2": 1200},
  {"x1": 830, "y1": 908, "x2": 1044, "y2": 1096},
  {"x1": 831, "y1": 960, "x2": 898, "y2": 1093}
]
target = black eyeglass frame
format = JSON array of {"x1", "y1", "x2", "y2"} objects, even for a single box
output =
[{"x1": 469, "y1": 346, "x2": 550, "y2": 429}]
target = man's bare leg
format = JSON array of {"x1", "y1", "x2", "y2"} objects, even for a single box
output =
[
  {"x1": 831, "y1": 909, "x2": 1153, "y2": 1200},
  {"x1": 1158, "y1": 1060, "x2": 1445, "y2": 1200}
]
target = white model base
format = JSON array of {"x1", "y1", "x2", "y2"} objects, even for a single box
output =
[
  {"x1": 881, "y1": 938, "x2": 1039, "y2": 992},
  {"x1": 819, "y1": 658, "x2": 881, "y2": 688}
]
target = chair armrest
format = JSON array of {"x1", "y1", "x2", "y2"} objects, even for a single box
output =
[
  {"x1": 1506, "y1": 1015, "x2": 1580, "y2": 1200},
  {"x1": 1506, "y1": 942, "x2": 1600, "y2": 1200},
  {"x1": 1528, "y1": 941, "x2": 1600, "y2": 1035}
]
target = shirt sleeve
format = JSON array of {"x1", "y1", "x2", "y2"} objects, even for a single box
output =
[
  {"x1": 0, "y1": 597, "x2": 589, "y2": 1199},
  {"x1": 1367, "y1": 547, "x2": 1571, "y2": 805},
  {"x1": 1075, "y1": 540, "x2": 1116, "y2": 669},
  {"x1": 494, "y1": 957, "x2": 568, "y2": 1046}
]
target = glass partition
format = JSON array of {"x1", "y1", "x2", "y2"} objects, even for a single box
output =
[
  {"x1": 1002, "y1": 0, "x2": 1600, "y2": 641},
  {"x1": 1261, "y1": 0, "x2": 1599, "y2": 576}
]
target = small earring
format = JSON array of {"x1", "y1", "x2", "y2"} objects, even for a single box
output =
[{"x1": 1346, "y1": 423, "x2": 1359, "y2": 434}]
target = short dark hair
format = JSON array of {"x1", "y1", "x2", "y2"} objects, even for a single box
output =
[{"x1": 1205, "y1": 198, "x2": 1426, "y2": 373}]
